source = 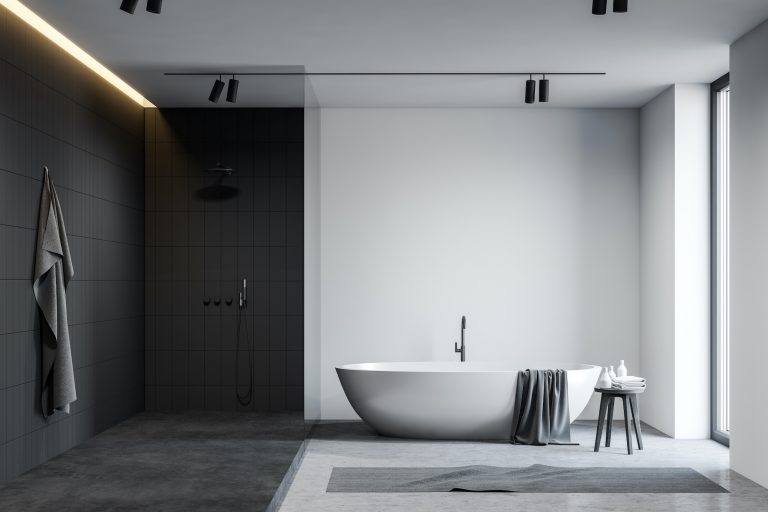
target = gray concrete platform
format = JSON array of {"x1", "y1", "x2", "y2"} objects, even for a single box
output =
[{"x1": 0, "y1": 411, "x2": 305, "y2": 512}]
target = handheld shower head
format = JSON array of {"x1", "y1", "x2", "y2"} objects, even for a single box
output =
[{"x1": 238, "y1": 279, "x2": 247, "y2": 308}]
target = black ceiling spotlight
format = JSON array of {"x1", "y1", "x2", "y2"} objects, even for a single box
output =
[
  {"x1": 539, "y1": 75, "x2": 549, "y2": 103},
  {"x1": 525, "y1": 75, "x2": 536, "y2": 104},
  {"x1": 226, "y1": 75, "x2": 239, "y2": 103},
  {"x1": 120, "y1": 0, "x2": 161, "y2": 14},
  {"x1": 592, "y1": 0, "x2": 608, "y2": 15},
  {"x1": 119, "y1": 0, "x2": 139, "y2": 14},
  {"x1": 613, "y1": 0, "x2": 628, "y2": 13},
  {"x1": 208, "y1": 75, "x2": 225, "y2": 103},
  {"x1": 146, "y1": 0, "x2": 163, "y2": 14}
]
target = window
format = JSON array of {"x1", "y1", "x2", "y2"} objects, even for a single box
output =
[{"x1": 712, "y1": 73, "x2": 730, "y2": 446}]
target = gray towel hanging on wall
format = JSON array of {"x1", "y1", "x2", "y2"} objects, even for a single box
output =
[{"x1": 33, "y1": 166, "x2": 77, "y2": 417}]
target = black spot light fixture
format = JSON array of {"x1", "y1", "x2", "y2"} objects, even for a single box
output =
[
  {"x1": 208, "y1": 75, "x2": 225, "y2": 103},
  {"x1": 120, "y1": 0, "x2": 162, "y2": 14},
  {"x1": 525, "y1": 75, "x2": 536, "y2": 104},
  {"x1": 226, "y1": 76, "x2": 239, "y2": 103},
  {"x1": 146, "y1": 0, "x2": 163, "y2": 14},
  {"x1": 119, "y1": 0, "x2": 139, "y2": 14},
  {"x1": 539, "y1": 75, "x2": 549, "y2": 103},
  {"x1": 592, "y1": 0, "x2": 608, "y2": 15},
  {"x1": 593, "y1": 0, "x2": 628, "y2": 15}
]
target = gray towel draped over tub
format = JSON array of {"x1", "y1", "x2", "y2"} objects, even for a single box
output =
[
  {"x1": 510, "y1": 369, "x2": 574, "y2": 445},
  {"x1": 33, "y1": 167, "x2": 76, "y2": 418}
]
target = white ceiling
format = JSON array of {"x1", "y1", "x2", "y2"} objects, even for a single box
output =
[{"x1": 22, "y1": 0, "x2": 768, "y2": 108}]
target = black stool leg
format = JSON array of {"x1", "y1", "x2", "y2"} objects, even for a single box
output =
[
  {"x1": 594, "y1": 394, "x2": 608, "y2": 452},
  {"x1": 622, "y1": 396, "x2": 633, "y2": 455},
  {"x1": 629, "y1": 394, "x2": 643, "y2": 450},
  {"x1": 605, "y1": 398, "x2": 614, "y2": 447}
]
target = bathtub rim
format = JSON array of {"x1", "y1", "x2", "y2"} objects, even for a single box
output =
[{"x1": 336, "y1": 361, "x2": 601, "y2": 373}]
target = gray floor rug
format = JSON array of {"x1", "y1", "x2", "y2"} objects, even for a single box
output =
[{"x1": 327, "y1": 464, "x2": 728, "y2": 493}]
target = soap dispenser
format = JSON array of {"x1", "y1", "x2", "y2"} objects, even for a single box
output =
[{"x1": 597, "y1": 367, "x2": 612, "y2": 389}]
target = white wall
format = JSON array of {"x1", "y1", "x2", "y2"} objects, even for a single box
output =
[
  {"x1": 730, "y1": 18, "x2": 768, "y2": 490},
  {"x1": 639, "y1": 85, "x2": 710, "y2": 439},
  {"x1": 640, "y1": 87, "x2": 676, "y2": 435},
  {"x1": 310, "y1": 108, "x2": 640, "y2": 420}
]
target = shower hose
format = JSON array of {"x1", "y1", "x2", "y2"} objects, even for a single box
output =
[{"x1": 236, "y1": 298, "x2": 254, "y2": 406}]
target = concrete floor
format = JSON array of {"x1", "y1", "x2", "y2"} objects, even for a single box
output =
[
  {"x1": 0, "y1": 412, "x2": 305, "y2": 512},
  {"x1": 279, "y1": 421, "x2": 768, "y2": 512}
]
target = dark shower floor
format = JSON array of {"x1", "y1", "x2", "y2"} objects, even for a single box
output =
[{"x1": 0, "y1": 411, "x2": 306, "y2": 512}]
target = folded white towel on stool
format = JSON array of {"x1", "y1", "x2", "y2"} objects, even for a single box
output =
[
  {"x1": 613, "y1": 376, "x2": 646, "y2": 384},
  {"x1": 612, "y1": 383, "x2": 646, "y2": 390},
  {"x1": 611, "y1": 376, "x2": 646, "y2": 390}
]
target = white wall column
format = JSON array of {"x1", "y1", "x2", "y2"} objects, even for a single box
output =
[
  {"x1": 730, "y1": 18, "x2": 768, "y2": 490},
  {"x1": 640, "y1": 84, "x2": 710, "y2": 439}
]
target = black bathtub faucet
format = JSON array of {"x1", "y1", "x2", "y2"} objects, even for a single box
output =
[{"x1": 454, "y1": 315, "x2": 467, "y2": 362}]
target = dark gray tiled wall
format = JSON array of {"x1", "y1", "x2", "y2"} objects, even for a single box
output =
[
  {"x1": 145, "y1": 108, "x2": 303, "y2": 412},
  {"x1": 0, "y1": 6, "x2": 145, "y2": 484}
]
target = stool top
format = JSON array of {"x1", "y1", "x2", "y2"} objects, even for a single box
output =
[{"x1": 594, "y1": 387, "x2": 645, "y2": 394}]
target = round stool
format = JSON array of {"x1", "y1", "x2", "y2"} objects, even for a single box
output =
[{"x1": 593, "y1": 387, "x2": 644, "y2": 455}]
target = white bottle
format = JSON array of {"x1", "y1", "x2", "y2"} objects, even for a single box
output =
[
  {"x1": 597, "y1": 367, "x2": 612, "y2": 389},
  {"x1": 608, "y1": 366, "x2": 617, "y2": 379},
  {"x1": 617, "y1": 360, "x2": 627, "y2": 378}
]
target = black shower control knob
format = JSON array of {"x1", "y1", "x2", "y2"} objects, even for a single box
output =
[
  {"x1": 214, "y1": 297, "x2": 221, "y2": 306},
  {"x1": 225, "y1": 298, "x2": 233, "y2": 306},
  {"x1": 203, "y1": 297, "x2": 211, "y2": 306}
]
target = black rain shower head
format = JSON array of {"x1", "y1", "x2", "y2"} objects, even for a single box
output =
[
  {"x1": 207, "y1": 163, "x2": 233, "y2": 175},
  {"x1": 208, "y1": 77, "x2": 225, "y2": 103},
  {"x1": 146, "y1": 0, "x2": 163, "y2": 13},
  {"x1": 120, "y1": 0, "x2": 139, "y2": 14}
]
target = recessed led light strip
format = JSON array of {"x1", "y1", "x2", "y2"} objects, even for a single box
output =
[{"x1": 0, "y1": 0, "x2": 155, "y2": 108}]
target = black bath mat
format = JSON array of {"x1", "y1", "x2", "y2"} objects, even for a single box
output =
[{"x1": 326, "y1": 464, "x2": 728, "y2": 493}]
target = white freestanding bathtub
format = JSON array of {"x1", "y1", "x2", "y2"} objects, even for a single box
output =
[{"x1": 336, "y1": 362, "x2": 601, "y2": 440}]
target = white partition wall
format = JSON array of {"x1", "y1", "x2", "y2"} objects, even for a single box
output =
[
  {"x1": 304, "y1": 106, "x2": 322, "y2": 420},
  {"x1": 639, "y1": 84, "x2": 710, "y2": 439},
  {"x1": 640, "y1": 87, "x2": 677, "y2": 436},
  {"x1": 730, "y1": 18, "x2": 768, "y2": 490}
]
